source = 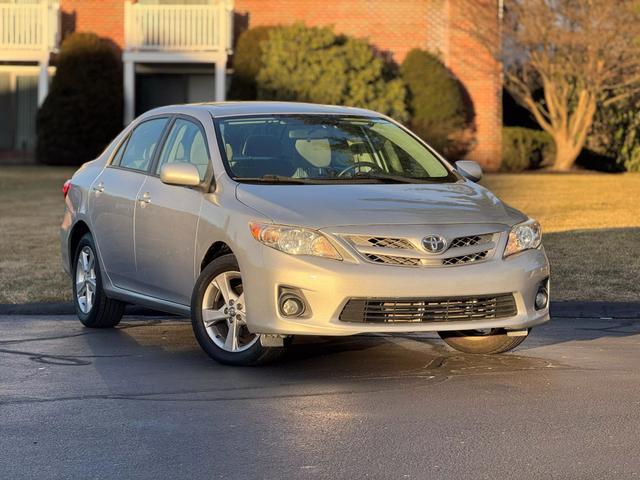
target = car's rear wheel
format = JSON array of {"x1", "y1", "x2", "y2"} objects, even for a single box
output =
[
  {"x1": 191, "y1": 254, "x2": 285, "y2": 366},
  {"x1": 438, "y1": 328, "x2": 529, "y2": 354},
  {"x1": 73, "y1": 233, "x2": 125, "y2": 328}
]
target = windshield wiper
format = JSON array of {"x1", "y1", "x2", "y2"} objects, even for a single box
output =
[
  {"x1": 345, "y1": 172, "x2": 426, "y2": 184},
  {"x1": 235, "y1": 173, "x2": 441, "y2": 185},
  {"x1": 234, "y1": 175, "x2": 328, "y2": 184}
]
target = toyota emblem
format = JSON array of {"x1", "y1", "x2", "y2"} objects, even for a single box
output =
[{"x1": 422, "y1": 235, "x2": 447, "y2": 254}]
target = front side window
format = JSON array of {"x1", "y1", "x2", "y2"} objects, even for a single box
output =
[
  {"x1": 214, "y1": 115, "x2": 457, "y2": 184},
  {"x1": 156, "y1": 118, "x2": 210, "y2": 181},
  {"x1": 115, "y1": 118, "x2": 168, "y2": 172}
]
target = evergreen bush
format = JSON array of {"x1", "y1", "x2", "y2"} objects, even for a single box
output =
[
  {"x1": 400, "y1": 49, "x2": 469, "y2": 158},
  {"x1": 37, "y1": 33, "x2": 123, "y2": 165},
  {"x1": 256, "y1": 24, "x2": 407, "y2": 121},
  {"x1": 502, "y1": 127, "x2": 555, "y2": 172}
]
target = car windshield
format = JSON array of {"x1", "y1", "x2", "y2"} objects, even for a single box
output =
[{"x1": 214, "y1": 115, "x2": 458, "y2": 184}]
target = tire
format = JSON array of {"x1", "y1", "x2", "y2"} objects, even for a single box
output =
[
  {"x1": 72, "y1": 233, "x2": 125, "y2": 328},
  {"x1": 438, "y1": 328, "x2": 530, "y2": 354},
  {"x1": 191, "y1": 254, "x2": 285, "y2": 366}
]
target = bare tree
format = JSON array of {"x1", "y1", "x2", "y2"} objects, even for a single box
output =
[{"x1": 469, "y1": 0, "x2": 640, "y2": 170}]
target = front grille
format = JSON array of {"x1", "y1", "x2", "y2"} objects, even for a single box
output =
[
  {"x1": 450, "y1": 235, "x2": 484, "y2": 248},
  {"x1": 340, "y1": 294, "x2": 517, "y2": 323},
  {"x1": 442, "y1": 250, "x2": 488, "y2": 265},
  {"x1": 349, "y1": 236, "x2": 414, "y2": 250},
  {"x1": 364, "y1": 253, "x2": 421, "y2": 266},
  {"x1": 343, "y1": 232, "x2": 498, "y2": 267}
]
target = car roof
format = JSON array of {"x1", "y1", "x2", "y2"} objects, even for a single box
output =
[{"x1": 139, "y1": 101, "x2": 383, "y2": 119}]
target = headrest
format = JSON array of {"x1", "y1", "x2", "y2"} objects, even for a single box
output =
[
  {"x1": 242, "y1": 135, "x2": 281, "y2": 156},
  {"x1": 295, "y1": 139, "x2": 331, "y2": 168}
]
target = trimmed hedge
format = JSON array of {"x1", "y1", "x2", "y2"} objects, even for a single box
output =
[
  {"x1": 400, "y1": 49, "x2": 469, "y2": 158},
  {"x1": 37, "y1": 33, "x2": 123, "y2": 165},
  {"x1": 502, "y1": 127, "x2": 555, "y2": 172},
  {"x1": 228, "y1": 26, "x2": 275, "y2": 100},
  {"x1": 256, "y1": 24, "x2": 407, "y2": 121}
]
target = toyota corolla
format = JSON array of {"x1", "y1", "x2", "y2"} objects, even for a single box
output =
[{"x1": 60, "y1": 102, "x2": 550, "y2": 365}]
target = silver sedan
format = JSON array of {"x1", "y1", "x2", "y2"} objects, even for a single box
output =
[{"x1": 61, "y1": 102, "x2": 550, "y2": 365}]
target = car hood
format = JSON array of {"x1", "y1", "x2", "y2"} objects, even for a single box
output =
[{"x1": 235, "y1": 181, "x2": 527, "y2": 228}]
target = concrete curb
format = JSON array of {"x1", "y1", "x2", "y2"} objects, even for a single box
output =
[
  {"x1": 0, "y1": 301, "x2": 638, "y2": 318},
  {"x1": 550, "y1": 301, "x2": 640, "y2": 319}
]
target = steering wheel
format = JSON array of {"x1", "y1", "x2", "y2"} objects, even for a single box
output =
[{"x1": 337, "y1": 162, "x2": 383, "y2": 177}]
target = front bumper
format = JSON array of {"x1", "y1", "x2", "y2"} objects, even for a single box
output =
[{"x1": 241, "y1": 245, "x2": 551, "y2": 336}]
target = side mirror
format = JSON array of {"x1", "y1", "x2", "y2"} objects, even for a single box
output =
[
  {"x1": 455, "y1": 160, "x2": 483, "y2": 182},
  {"x1": 160, "y1": 163, "x2": 201, "y2": 187}
]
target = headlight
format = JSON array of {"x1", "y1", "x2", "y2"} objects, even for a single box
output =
[
  {"x1": 504, "y1": 219, "x2": 542, "y2": 257},
  {"x1": 249, "y1": 222, "x2": 342, "y2": 260}
]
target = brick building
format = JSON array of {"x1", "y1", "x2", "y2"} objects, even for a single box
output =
[{"x1": 0, "y1": 0, "x2": 501, "y2": 168}]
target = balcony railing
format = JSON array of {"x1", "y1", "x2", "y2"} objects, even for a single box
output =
[
  {"x1": 124, "y1": 0, "x2": 233, "y2": 53},
  {"x1": 0, "y1": 1, "x2": 60, "y2": 55}
]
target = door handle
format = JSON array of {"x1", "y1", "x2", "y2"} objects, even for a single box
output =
[
  {"x1": 138, "y1": 192, "x2": 151, "y2": 205},
  {"x1": 92, "y1": 182, "x2": 104, "y2": 194}
]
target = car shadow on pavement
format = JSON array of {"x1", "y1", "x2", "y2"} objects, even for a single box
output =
[{"x1": 65, "y1": 319, "x2": 564, "y2": 390}]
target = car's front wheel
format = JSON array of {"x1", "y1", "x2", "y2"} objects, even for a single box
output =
[
  {"x1": 191, "y1": 254, "x2": 285, "y2": 366},
  {"x1": 73, "y1": 233, "x2": 125, "y2": 328},
  {"x1": 438, "y1": 328, "x2": 529, "y2": 354}
]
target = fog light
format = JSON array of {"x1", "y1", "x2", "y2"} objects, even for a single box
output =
[
  {"x1": 535, "y1": 289, "x2": 548, "y2": 310},
  {"x1": 280, "y1": 296, "x2": 304, "y2": 317}
]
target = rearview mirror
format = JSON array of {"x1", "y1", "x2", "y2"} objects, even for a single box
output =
[
  {"x1": 455, "y1": 160, "x2": 483, "y2": 182},
  {"x1": 160, "y1": 163, "x2": 201, "y2": 187}
]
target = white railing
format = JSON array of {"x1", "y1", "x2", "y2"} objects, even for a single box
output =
[
  {"x1": 125, "y1": 0, "x2": 233, "y2": 52},
  {"x1": 0, "y1": 1, "x2": 60, "y2": 54}
]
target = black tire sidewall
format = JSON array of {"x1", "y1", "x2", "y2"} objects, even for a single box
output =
[
  {"x1": 438, "y1": 329, "x2": 529, "y2": 354},
  {"x1": 191, "y1": 254, "x2": 274, "y2": 366}
]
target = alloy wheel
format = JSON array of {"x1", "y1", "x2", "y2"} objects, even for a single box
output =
[
  {"x1": 75, "y1": 246, "x2": 97, "y2": 313},
  {"x1": 201, "y1": 271, "x2": 259, "y2": 352}
]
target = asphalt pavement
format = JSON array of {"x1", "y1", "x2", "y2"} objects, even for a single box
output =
[{"x1": 1, "y1": 312, "x2": 639, "y2": 479}]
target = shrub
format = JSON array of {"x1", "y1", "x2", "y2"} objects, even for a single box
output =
[
  {"x1": 37, "y1": 33, "x2": 122, "y2": 165},
  {"x1": 589, "y1": 102, "x2": 640, "y2": 172},
  {"x1": 256, "y1": 24, "x2": 407, "y2": 121},
  {"x1": 228, "y1": 26, "x2": 275, "y2": 100},
  {"x1": 502, "y1": 127, "x2": 555, "y2": 172},
  {"x1": 400, "y1": 49, "x2": 469, "y2": 158}
]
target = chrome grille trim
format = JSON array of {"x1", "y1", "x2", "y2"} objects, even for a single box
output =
[
  {"x1": 342, "y1": 232, "x2": 499, "y2": 267},
  {"x1": 340, "y1": 294, "x2": 518, "y2": 323},
  {"x1": 442, "y1": 250, "x2": 489, "y2": 266},
  {"x1": 449, "y1": 234, "x2": 492, "y2": 248},
  {"x1": 347, "y1": 236, "x2": 414, "y2": 250},
  {"x1": 364, "y1": 253, "x2": 421, "y2": 266}
]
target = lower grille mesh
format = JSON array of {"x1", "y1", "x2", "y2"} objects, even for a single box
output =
[
  {"x1": 364, "y1": 253, "x2": 421, "y2": 266},
  {"x1": 442, "y1": 251, "x2": 488, "y2": 266},
  {"x1": 340, "y1": 294, "x2": 517, "y2": 323}
]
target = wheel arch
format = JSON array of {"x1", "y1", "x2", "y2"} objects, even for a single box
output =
[
  {"x1": 69, "y1": 220, "x2": 91, "y2": 264},
  {"x1": 200, "y1": 241, "x2": 234, "y2": 271}
]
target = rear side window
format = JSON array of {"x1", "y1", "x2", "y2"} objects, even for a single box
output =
[{"x1": 114, "y1": 118, "x2": 168, "y2": 172}]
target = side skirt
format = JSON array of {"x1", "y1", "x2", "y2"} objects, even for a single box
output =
[{"x1": 104, "y1": 285, "x2": 191, "y2": 317}]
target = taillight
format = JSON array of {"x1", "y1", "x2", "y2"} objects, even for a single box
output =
[{"x1": 63, "y1": 179, "x2": 71, "y2": 198}]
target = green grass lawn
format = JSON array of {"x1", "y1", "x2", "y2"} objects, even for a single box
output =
[{"x1": 0, "y1": 166, "x2": 638, "y2": 303}]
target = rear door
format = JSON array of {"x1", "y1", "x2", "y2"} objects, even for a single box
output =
[
  {"x1": 132, "y1": 116, "x2": 211, "y2": 305},
  {"x1": 89, "y1": 117, "x2": 169, "y2": 290}
]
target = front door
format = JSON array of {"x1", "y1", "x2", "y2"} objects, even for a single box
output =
[
  {"x1": 89, "y1": 117, "x2": 169, "y2": 291},
  {"x1": 133, "y1": 117, "x2": 211, "y2": 305}
]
